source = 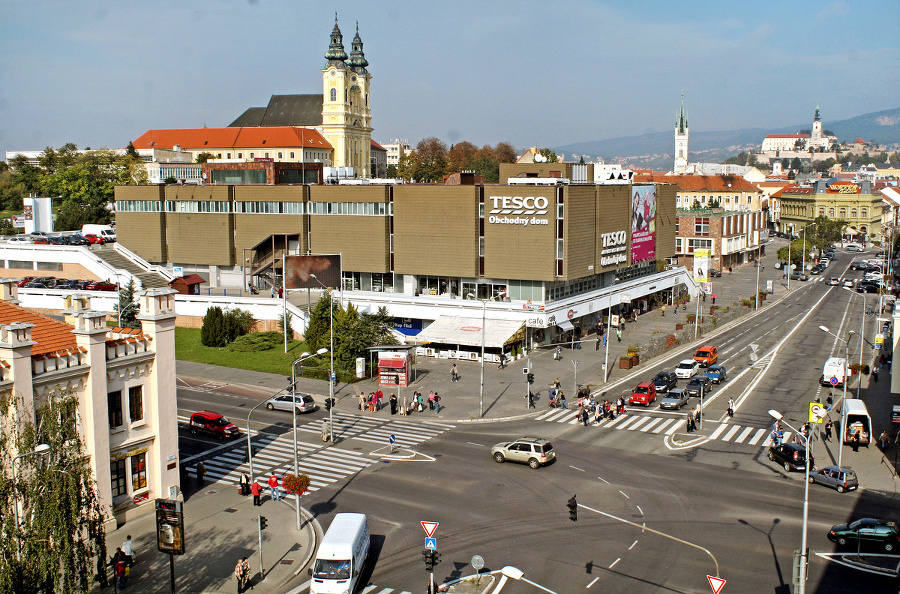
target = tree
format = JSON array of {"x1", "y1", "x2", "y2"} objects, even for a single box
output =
[
  {"x1": 386, "y1": 164, "x2": 398, "y2": 178},
  {"x1": 448, "y1": 141, "x2": 478, "y2": 173},
  {"x1": 200, "y1": 306, "x2": 226, "y2": 347},
  {"x1": 115, "y1": 279, "x2": 141, "y2": 329},
  {"x1": 306, "y1": 291, "x2": 336, "y2": 352},
  {"x1": 708, "y1": 198, "x2": 721, "y2": 208},
  {"x1": 889, "y1": 153, "x2": 900, "y2": 165},
  {"x1": 195, "y1": 152, "x2": 214, "y2": 164},
  {"x1": 0, "y1": 170, "x2": 26, "y2": 211},
  {"x1": 0, "y1": 392, "x2": 107, "y2": 593}
]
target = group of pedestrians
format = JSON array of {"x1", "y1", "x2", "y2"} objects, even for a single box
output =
[
  {"x1": 358, "y1": 389, "x2": 384, "y2": 412},
  {"x1": 237, "y1": 472, "x2": 283, "y2": 507},
  {"x1": 106, "y1": 535, "x2": 135, "y2": 590}
]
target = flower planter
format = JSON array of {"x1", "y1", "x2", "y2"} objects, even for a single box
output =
[
  {"x1": 676, "y1": 323, "x2": 684, "y2": 330},
  {"x1": 630, "y1": 354, "x2": 640, "y2": 365},
  {"x1": 619, "y1": 357, "x2": 633, "y2": 369}
]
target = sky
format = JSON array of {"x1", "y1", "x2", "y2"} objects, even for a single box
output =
[{"x1": 1, "y1": 0, "x2": 899, "y2": 160}]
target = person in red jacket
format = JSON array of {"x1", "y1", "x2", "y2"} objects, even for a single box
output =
[
  {"x1": 268, "y1": 473, "x2": 281, "y2": 502},
  {"x1": 251, "y1": 480, "x2": 261, "y2": 507}
]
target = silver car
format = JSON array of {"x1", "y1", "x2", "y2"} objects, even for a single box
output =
[
  {"x1": 492, "y1": 437, "x2": 556, "y2": 469},
  {"x1": 265, "y1": 393, "x2": 316, "y2": 414},
  {"x1": 660, "y1": 388, "x2": 690, "y2": 410},
  {"x1": 809, "y1": 465, "x2": 858, "y2": 493}
]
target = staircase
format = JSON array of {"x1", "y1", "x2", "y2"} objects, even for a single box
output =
[{"x1": 93, "y1": 245, "x2": 173, "y2": 289}]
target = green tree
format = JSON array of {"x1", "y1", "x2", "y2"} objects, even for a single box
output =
[
  {"x1": 195, "y1": 152, "x2": 214, "y2": 164},
  {"x1": 306, "y1": 290, "x2": 336, "y2": 352},
  {"x1": 708, "y1": 198, "x2": 721, "y2": 208},
  {"x1": 200, "y1": 306, "x2": 226, "y2": 347},
  {"x1": 889, "y1": 153, "x2": 900, "y2": 165},
  {"x1": 0, "y1": 170, "x2": 26, "y2": 211},
  {"x1": 115, "y1": 279, "x2": 141, "y2": 329},
  {"x1": 386, "y1": 164, "x2": 398, "y2": 178},
  {"x1": 0, "y1": 392, "x2": 107, "y2": 593}
]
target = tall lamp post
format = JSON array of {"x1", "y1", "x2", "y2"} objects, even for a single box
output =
[
  {"x1": 466, "y1": 293, "x2": 487, "y2": 418},
  {"x1": 802, "y1": 223, "x2": 817, "y2": 275},
  {"x1": 289, "y1": 348, "x2": 327, "y2": 528},
  {"x1": 755, "y1": 264, "x2": 764, "y2": 311},
  {"x1": 768, "y1": 410, "x2": 811, "y2": 594},
  {"x1": 819, "y1": 326, "x2": 855, "y2": 467},
  {"x1": 12, "y1": 443, "x2": 51, "y2": 561},
  {"x1": 117, "y1": 301, "x2": 139, "y2": 328},
  {"x1": 310, "y1": 274, "x2": 336, "y2": 442}
]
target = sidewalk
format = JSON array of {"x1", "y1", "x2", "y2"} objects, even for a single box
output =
[{"x1": 95, "y1": 481, "x2": 318, "y2": 593}]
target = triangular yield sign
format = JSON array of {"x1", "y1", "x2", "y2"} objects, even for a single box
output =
[
  {"x1": 421, "y1": 521, "x2": 439, "y2": 537},
  {"x1": 707, "y1": 575, "x2": 726, "y2": 594}
]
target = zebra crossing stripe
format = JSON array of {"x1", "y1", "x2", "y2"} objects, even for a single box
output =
[
  {"x1": 627, "y1": 417, "x2": 653, "y2": 431},
  {"x1": 665, "y1": 422, "x2": 680, "y2": 435},
  {"x1": 735, "y1": 426, "x2": 755, "y2": 443},
  {"x1": 652, "y1": 419, "x2": 676, "y2": 433},
  {"x1": 748, "y1": 428, "x2": 768, "y2": 445},
  {"x1": 641, "y1": 417, "x2": 664, "y2": 432},
  {"x1": 536, "y1": 409, "x2": 559, "y2": 421},
  {"x1": 709, "y1": 424, "x2": 728, "y2": 440},
  {"x1": 722, "y1": 426, "x2": 741, "y2": 441}
]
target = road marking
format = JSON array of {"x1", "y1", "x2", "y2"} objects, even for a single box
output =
[
  {"x1": 709, "y1": 424, "x2": 728, "y2": 440},
  {"x1": 735, "y1": 426, "x2": 755, "y2": 443},
  {"x1": 597, "y1": 476, "x2": 610, "y2": 484},
  {"x1": 635, "y1": 506, "x2": 643, "y2": 516},
  {"x1": 629, "y1": 540, "x2": 638, "y2": 550},
  {"x1": 619, "y1": 490, "x2": 630, "y2": 499},
  {"x1": 747, "y1": 428, "x2": 768, "y2": 445},
  {"x1": 665, "y1": 423, "x2": 679, "y2": 435},
  {"x1": 652, "y1": 419, "x2": 676, "y2": 433},
  {"x1": 570, "y1": 465, "x2": 585, "y2": 472},
  {"x1": 609, "y1": 558, "x2": 620, "y2": 569},
  {"x1": 627, "y1": 416, "x2": 653, "y2": 431},
  {"x1": 641, "y1": 418, "x2": 664, "y2": 432},
  {"x1": 467, "y1": 442, "x2": 485, "y2": 447},
  {"x1": 586, "y1": 577, "x2": 600, "y2": 588},
  {"x1": 722, "y1": 426, "x2": 741, "y2": 441}
]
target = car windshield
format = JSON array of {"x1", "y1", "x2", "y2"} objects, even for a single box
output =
[
  {"x1": 312, "y1": 559, "x2": 351, "y2": 580},
  {"x1": 635, "y1": 386, "x2": 650, "y2": 394},
  {"x1": 677, "y1": 362, "x2": 694, "y2": 369},
  {"x1": 654, "y1": 373, "x2": 669, "y2": 381},
  {"x1": 695, "y1": 351, "x2": 711, "y2": 358},
  {"x1": 211, "y1": 416, "x2": 230, "y2": 426}
]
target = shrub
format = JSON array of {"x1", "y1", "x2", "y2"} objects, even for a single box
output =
[
  {"x1": 200, "y1": 306, "x2": 226, "y2": 347},
  {"x1": 281, "y1": 472, "x2": 311, "y2": 495},
  {"x1": 228, "y1": 331, "x2": 284, "y2": 352}
]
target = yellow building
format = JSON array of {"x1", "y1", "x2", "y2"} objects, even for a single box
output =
[{"x1": 774, "y1": 179, "x2": 883, "y2": 240}]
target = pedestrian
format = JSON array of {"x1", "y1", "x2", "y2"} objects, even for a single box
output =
[
  {"x1": 661, "y1": 304, "x2": 666, "y2": 317},
  {"x1": 434, "y1": 392, "x2": 441, "y2": 414},
  {"x1": 880, "y1": 430, "x2": 890, "y2": 450},
  {"x1": 450, "y1": 364, "x2": 458, "y2": 382},
  {"x1": 694, "y1": 405, "x2": 701, "y2": 424},
  {"x1": 824, "y1": 420, "x2": 833, "y2": 442},
  {"x1": 603, "y1": 333, "x2": 607, "y2": 347},
  {"x1": 581, "y1": 408, "x2": 589, "y2": 426},
  {"x1": 620, "y1": 319, "x2": 625, "y2": 333},
  {"x1": 498, "y1": 352, "x2": 506, "y2": 369},
  {"x1": 239, "y1": 472, "x2": 250, "y2": 496},
  {"x1": 235, "y1": 557, "x2": 251, "y2": 593},
  {"x1": 375, "y1": 388, "x2": 384, "y2": 410},
  {"x1": 555, "y1": 345, "x2": 562, "y2": 361},
  {"x1": 528, "y1": 391, "x2": 535, "y2": 408},
  {"x1": 112, "y1": 549, "x2": 127, "y2": 590},
  {"x1": 851, "y1": 430, "x2": 861, "y2": 452},
  {"x1": 251, "y1": 479, "x2": 261, "y2": 506},
  {"x1": 122, "y1": 535, "x2": 135, "y2": 567},
  {"x1": 559, "y1": 392, "x2": 568, "y2": 409},
  {"x1": 268, "y1": 473, "x2": 281, "y2": 502},
  {"x1": 728, "y1": 266, "x2": 733, "y2": 274},
  {"x1": 727, "y1": 398, "x2": 734, "y2": 418},
  {"x1": 270, "y1": 286, "x2": 275, "y2": 298},
  {"x1": 712, "y1": 293, "x2": 717, "y2": 305},
  {"x1": 616, "y1": 328, "x2": 622, "y2": 343},
  {"x1": 389, "y1": 393, "x2": 397, "y2": 415},
  {"x1": 278, "y1": 287, "x2": 283, "y2": 299},
  {"x1": 417, "y1": 392, "x2": 425, "y2": 412},
  {"x1": 686, "y1": 411, "x2": 694, "y2": 432},
  {"x1": 631, "y1": 310, "x2": 637, "y2": 323},
  {"x1": 400, "y1": 393, "x2": 407, "y2": 416},
  {"x1": 196, "y1": 461, "x2": 206, "y2": 487},
  {"x1": 872, "y1": 366, "x2": 879, "y2": 382},
  {"x1": 428, "y1": 391, "x2": 435, "y2": 411}
]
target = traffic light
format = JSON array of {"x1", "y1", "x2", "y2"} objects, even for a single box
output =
[
  {"x1": 527, "y1": 373, "x2": 535, "y2": 384},
  {"x1": 259, "y1": 515, "x2": 268, "y2": 531},
  {"x1": 432, "y1": 551, "x2": 441, "y2": 567},
  {"x1": 423, "y1": 550, "x2": 434, "y2": 570},
  {"x1": 567, "y1": 495, "x2": 577, "y2": 521}
]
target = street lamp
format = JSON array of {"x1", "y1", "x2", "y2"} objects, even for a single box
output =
[
  {"x1": 768, "y1": 410, "x2": 811, "y2": 594},
  {"x1": 12, "y1": 443, "x2": 50, "y2": 561},
  {"x1": 819, "y1": 325, "x2": 856, "y2": 467},
  {"x1": 755, "y1": 263, "x2": 764, "y2": 311},
  {"x1": 310, "y1": 274, "x2": 336, "y2": 442},
  {"x1": 802, "y1": 223, "x2": 817, "y2": 274},
  {"x1": 289, "y1": 348, "x2": 327, "y2": 529},
  {"x1": 840, "y1": 287, "x2": 869, "y2": 398},
  {"x1": 117, "y1": 300, "x2": 139, "y2": 328},
  {"x1": 466, "y1": 293, "x2": 486, "y2": 418}
]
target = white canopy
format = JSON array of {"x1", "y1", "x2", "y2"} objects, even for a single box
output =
[{"x1": 415, "y1": 316, "x2": 525, "y2": 349}]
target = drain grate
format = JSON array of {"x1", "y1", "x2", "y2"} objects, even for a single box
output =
[{"x1": 280, "y1": 559, "x2": 294, "y2": 565}]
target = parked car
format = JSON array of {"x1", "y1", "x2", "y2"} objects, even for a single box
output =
[
  {"x1": 856, "y1": 282, "x2": 879, "y2": 294},
  {"x1": 46, "y1": 236, "x2": 67, "y2": 245},
  {"x1": 828, "y1": 518, "x2": 899, "y2": 552},
  {"x1": 842, "y1": 279, "x2": 854, "y2": 288},
  {"x1": 82, "y1": 233, "x2": 105, "y2": 244},
  {"x1": 850, "y1": 261, "x2": 864, "y2": 271},
  {"x1": 628, "y1": 382, "x2": 658, "y2": 406},
  {"x1": 809, "y1": 466, "x2": 858, "y2": 493},
  {"x1": 16, "y1": 276, "x2": 36, "y2": 287},
  {"x1": 64, "y1": 234, "x2": 91, "y2": 246},
  {"x1": 659, "y1": 388, "x2": 690, "y2": 410},
  {"x1": 827, "y1": 277, "x2": 840, "y2": 286},
  {"x1": 7, "y1": 235, "x2": 34, "y2": 244},
  {"x1": 705, "y1": 365, "x2": 727, "y2": 384},
  {"x1": 264, "y1": 393, "x2": 316, "y2": 414},
  {"x1": 709, "y1": 268, "x2": 722, "y2": 278},
  {"x1": 84, "y1": 280, "x2": 117, "y2": 291},
  {"x1": 22, "y1": 282, "x2": 49, "y2": 288},
  {"x1": 768, "y1": 443, "x2": 813, "y2": 472},
  {"x1": 789, "y1": 272, "x2": 809, "y2": 281},
  {"x1": 846, "y1": 244, "x2": 864, "y2": 252},
  {"x1": 674, "y1": 359, "x2": 700, "y2": 379},
  {"x1": 491, "y1": 437, "x2": 555, "y2": 469},
  {"x1": 55, "y1": 279, "x2": 89, "y2": 290},
  {"x1": 684, "y1": 375, "x2": 711, "y2": 397},
  {"x1": 651, "y1": 371, "x2": 678, "y2": 393},
  {"x1": 810, "y1": 265, "x2": 824, "y2": 275},
  {"x1": 189, "y1": 411, "x2": 240, "y2": 440}
]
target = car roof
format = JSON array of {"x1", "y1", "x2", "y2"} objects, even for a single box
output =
[
  {"x1": 636, "y1": 382, "x2": 654, "y2": 387},
  {"x1": 678, "y1": 359, "x2": 696, "y2": 364},
  {"x1": 193, "y1": 410, "x2": 223, "y2": 419},
  {"x1": 708, "y1": 365, "x2": 724, "y2": 370}
]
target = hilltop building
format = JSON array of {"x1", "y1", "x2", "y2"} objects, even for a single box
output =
[{"x1": 760, "y1": 106, "x2": 838, "y2": 155}]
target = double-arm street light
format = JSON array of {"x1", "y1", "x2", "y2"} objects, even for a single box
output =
[
  {"x1": 801, "y1": 223, "x2": 817, "y2": 274},
  {"x1": 310, "y1": 274, "x2": 336, "y2": 442},
  {"x1": 466, "y1": 293, "x2": 487, "y2": 418},
  {"x1": 768, "y1": 410, "x2": 811, "y2": 594},
  {"x1": 289, "y1": 348, "x2": 327, "y2": 528},
  {"x1": 819, "y1": 325, "x2": 856, "y2": 467},
  {"x1": 12, "y1": 443, "x2": 51, "y2": 561},
  {"x1": 117, "y1": 300, "x2": 139, "y2": 327}
]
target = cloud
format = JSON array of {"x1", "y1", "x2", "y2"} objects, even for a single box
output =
[{"x1": 816, "y1": 1, "x2": 850, "y2": 22}]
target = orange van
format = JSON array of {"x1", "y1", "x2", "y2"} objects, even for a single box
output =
[{"x1": 693, "y1": 345, "x2": 718, "y2": 367}]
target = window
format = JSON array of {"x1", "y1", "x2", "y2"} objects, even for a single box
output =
[
  {"x1": 839, "y1": 207, "x2": 847, "y2": 218},
  {"x1": 131, "y1": 453, "x2": 147, "y2": 491},
  {"x1": 108, "y1": 390, "x2": 123, "y2": 429},
  {"x1": 278, "y1": 152, "x2": 283, "y2": 159},
  {"x1": 111, "y1": 459, "x2": 126, "y2": 497},
  {"x1": 688, "y1": 239, "x2": 713, "y2": 253},
  {"x1": 694, "y1": 218, "x2": 710, "y2": 236},
  {"x1": 851, "y1": 208, "x2": 857, "y2": 218},
  {"x1": 675, "y1": 237, "x2": 683, "y2": 253},
  {"x1": 861, "y1": 208, "x2": 868, "y2": 219},
  {"x1": 330, "y1": 88, "x2": 336, "y2": 101},
  {"x1": 129, "y1": 386, "x2": 143, "y2": 423},
  {"x1": 829, "y1": 208, "x2": 835, "y2": 217}
]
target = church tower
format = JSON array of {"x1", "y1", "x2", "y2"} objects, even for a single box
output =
[
  {"x1": 321, "y1": 16, "x2": 372, "y2": 175},
  {"x1": 810, "y1": 104, "x2": 823, "y2": 149},
  {"x1": 673, "y1": 95, "x2": 689, "y2": 174}
]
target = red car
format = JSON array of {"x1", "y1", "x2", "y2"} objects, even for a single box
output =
[
  {"x1": 84, "y1": 280, "x2": 117, "y2": 291},
  {"x1": 16, "y1": 276, "x2": 36, "y2": 287},
  {"x1": 628, "y1": 382, "x2": 658, "y2": 406},
  {"x1": 82, "y1": 233, "x2": 105, "y2": 244},
  {"x1": 189, "y1": 411, "x2": 240, "y2": 440}
]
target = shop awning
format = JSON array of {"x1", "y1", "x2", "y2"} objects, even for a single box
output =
[
  {"x1": 378, "y1": 358, "x2": 406, "y2": 368},
  {"x1": 416, "y1": 316, "x2": 525, "y2": 349},
  {"x1": 557, "y1": 319, "x2": 574, "y2": 331}
]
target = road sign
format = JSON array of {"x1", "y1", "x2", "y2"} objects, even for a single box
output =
[
  {"x1": 421, "y1": 521, "x2": 439, "y2": 537},
  {"x1": 471, "y1": 555, "x2": 484, "y2": 571},
  {"x1": 809, "y1": 402, "x2": 826, "y2": 424},
  {"x1": 389, "y1": 434, "x2": 396, "y2": 445},
  {"x1": 707, "y1": 575, "x2": 726, "y2": 594},
  {"x1": 425, "y1": 537, "x2": 436, "y2": 550},
  {"x1": 830, "y1": 376, "x2": 839, "y2": 386}
]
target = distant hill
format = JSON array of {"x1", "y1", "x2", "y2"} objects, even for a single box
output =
[{"x1": 555, "y1": 107, "x2": 900, "y2": 170}]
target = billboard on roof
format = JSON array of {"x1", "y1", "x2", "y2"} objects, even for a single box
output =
[
  {"x1": 631, "y1": 185, "x2": 656, "y2": 262},
  {"x1": 284, "y1": 254, "x2": 341, "y2": 290}
]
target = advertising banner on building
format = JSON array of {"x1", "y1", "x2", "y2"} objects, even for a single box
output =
[
  {"x1": 631, "y1": 185, "x2": 657, "y2": 262},
  {"x1": 284, "y1": 254, "x2": 341, "y2": 290},
  {"x1": 693, "y1": 249, "x2": 710, "y2": 283}
]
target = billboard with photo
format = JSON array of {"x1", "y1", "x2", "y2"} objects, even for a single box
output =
[
  {"x1": 631, "y1": 185, "x2": 657, "y2": 262},
  {"x1": 284, "y1": 254, "x2": 342, "y2": 290},
  {"x1": 693, "y1": 249, "x2": 710, "y2": 283}
]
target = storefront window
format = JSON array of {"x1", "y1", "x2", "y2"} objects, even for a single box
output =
[
  {"x1": 342, "y1": 271, "x2": 361, "y2": 291},
  {"x1": 131, "y1": 453, "x2": 147, "y2": 491},
  {"x1": 111, "y1": 459, "x2": 126, "y2": 497}
]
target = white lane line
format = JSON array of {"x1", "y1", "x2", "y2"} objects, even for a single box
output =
[
  {"x1": 609, "y1": 558, "x2": 620, "y2": 569},
  {"x1": 635, "y1": 506, "x2": 643, "y2": 516},
  {"x1": 597, "y1": 476, "x2": 610, "y2": 484},
  {"x1": 586, "y1": 577, "x2": 600, "y2": 588},
  {"x1": 536, "y1": 409, "x2": 559, "y2": 420},
  {"x1": 748, "y1": 428, "x2": 768, "y2": 445},
  {"x1": 467, "y1": 442, "x2": 485, "y2": 447},
  {"x1": 628, "y1": 417, "x2": 653, "y2": 431},
  {"x1": 653, "y1": 419, "x2": 676, "y2": 433},
  {"x1": 614, "y1": 415, "x2": 642, "y2": 429},
  {"x1": 605, "y1": 415, "x2": 631, "y2": 428},
  {"x1": 722, "y1": 425, "x2": 741, "y2": 441},
  {"x1": 570, "y1": 465, "x2": 585, "y2": 472},
  {"x1": 619, "y1": 490, "x2": 630, "y2": 499},
  {"x1": 735, "y1": 426, "x2": 755, "y2": 443},
  {"x1": 641, "y1": 418, "x2": 664, "y2": 432},
  {"x1": 665, "y1": 422, "x2": 680, "y2": 435},
  {"x1": 709, "y1": 424, "x2": 728, "y2": 440},
  {"x1": 629, "y1": 540, "x2": 638, "y2": 550}
]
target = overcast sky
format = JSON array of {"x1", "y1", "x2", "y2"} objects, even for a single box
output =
[{"x1": 2, "y1": 0, "x2": 898, "y2": 159}]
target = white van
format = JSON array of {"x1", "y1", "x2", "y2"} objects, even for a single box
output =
[
  {"x1": 309, "y1": 513, "x2": 369, "y2": 594},
  {"x1": 841, "y1": 399, "x2": 872, "y2": 446},
  {"x1": 820, "y1": 357, "x2": 847, "y2": 387},
  {"x1": 81, "y1": 224, "x2": 116, "y2": 243}
]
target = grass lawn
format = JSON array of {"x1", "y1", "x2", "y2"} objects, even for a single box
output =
[{"x1": 175, "y1": 327, "x2": 330, "y2": 377}]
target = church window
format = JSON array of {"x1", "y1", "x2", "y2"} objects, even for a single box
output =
[
  {"x1": 278, "y1": 152, "x2": 282, "y2": 159},
  {"x1": 227, "y1": 153, "x2": 231, "y2": 158},
  {"x1": 265, "y1": 153, "x2": 269, "y2": 158},
  {"x1": 238, "y1": 153, "x2": 243, "y2": 159},
  {"x1": 290, "y1": 152, "x2": 295, "y2": 159},
  {"x1": 250, "y1": 153, "x2": 254, "y2": 159},
  {"x1": 330, "y1": 88, "x2": 336, "y2": 101}
]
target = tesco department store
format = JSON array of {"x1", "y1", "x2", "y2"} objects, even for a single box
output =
[{"x1": 114, "y1": 163, "x2": 696, "y2": 358}]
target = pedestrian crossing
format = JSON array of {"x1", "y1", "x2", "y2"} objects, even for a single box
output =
[
  {"x1": 290, "y1": 582, "x2": 414, "y2": 594},
  {"x1": 536, "y1": 408, "x2": 789, "y2": 446},
  {"x1": 182, "y1": 413, "x2": 455, "y2": 494}
]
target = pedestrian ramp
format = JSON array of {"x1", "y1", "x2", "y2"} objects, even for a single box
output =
[
  {"x1": 296, "y1": 411, "x2": 455, "y2": 447},
  {"x1": 536, "y1": 408, "x2": 789, "y2": 446}
]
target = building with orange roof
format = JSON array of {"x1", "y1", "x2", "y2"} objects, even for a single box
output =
[
  {"x1": 773, "y1": 179, "x2": 883, "y2": 241},
  {"x1": 0, "y1": 283, "x2": 179, "y2": 531},
  {"x1": 634, "y1": 173, "x2": 766, "y2": 214}
]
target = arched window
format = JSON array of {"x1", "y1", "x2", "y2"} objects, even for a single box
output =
[
  {"x1": 819, "y1": 207, "x2": 825, "y2": 216},
  {"x1": 829, "y1": 208, "x2": 835, "y2": 217},
  {"x1": 330, "y1": 88, "x2": 336, "y2": 101},
  {"x1": 851, "y1": 208, "x2": 857, "y2": 218},
  {"x1": 839, "y1": 207, "x2": 847, "y2": 218},
  {"x1": 861, "y1": 208, "x2": 868, "y2": 219}
]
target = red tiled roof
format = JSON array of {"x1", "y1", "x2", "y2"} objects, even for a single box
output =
[
  {"x1": 0, "y1": 300, "x2": 78, "y2": 356},
  {"x1": 633, "y1": 174, "x2": 761, "y2": 192},
  {"x1": 371, "y1": 139, "x2": 386, "y2": 151},
  {"x1": 132, "y1": 127, "x2": 332, "y2": 151},
  {"x1": 771, "y1": 185, "x2": 813, "y2": 197},
  {"x1": 855, "y1": 138, "x2": 866, "y2": 144}
]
